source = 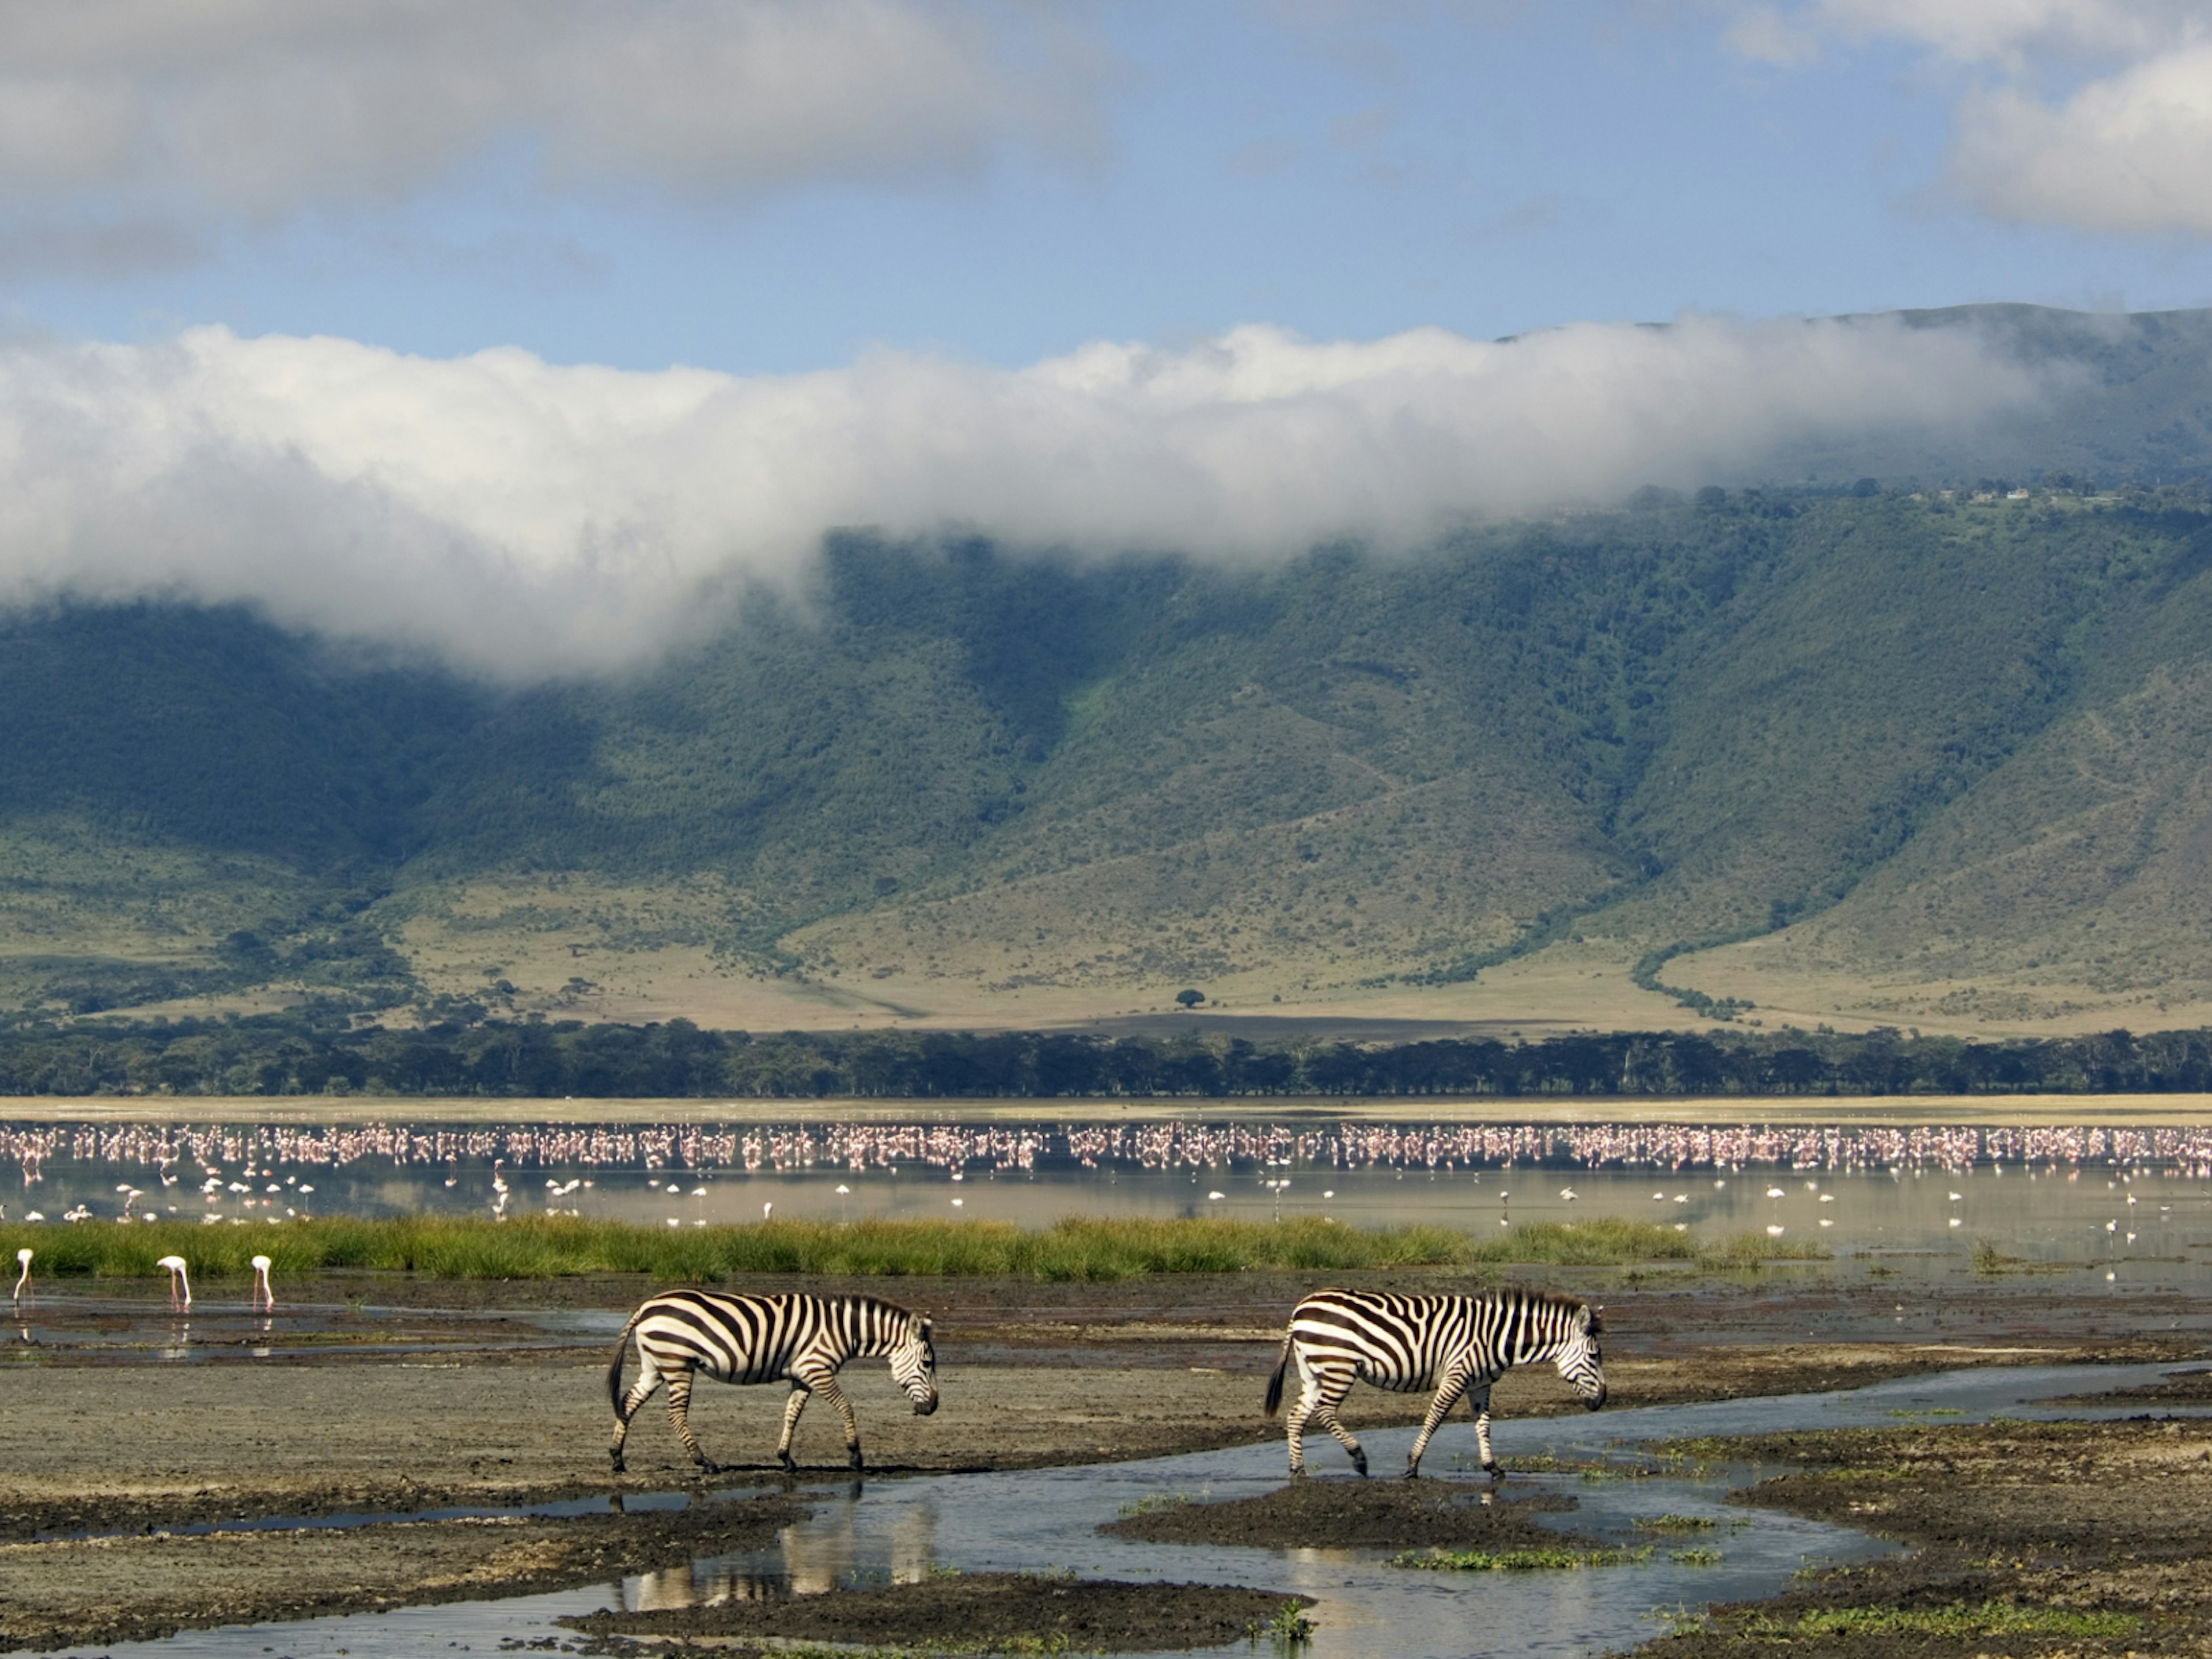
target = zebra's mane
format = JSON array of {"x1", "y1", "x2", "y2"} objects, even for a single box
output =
[
  {"x1": 1497, "y1": 1287, "x2": 1596, "y2": 1330},
  {"x1": 846, "y1": 1293, "x2": 928, "y2": 1331}
]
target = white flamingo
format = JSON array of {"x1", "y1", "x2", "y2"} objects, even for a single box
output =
[
  {"x1": 156, "y1": 1254, "x2": 191, "y2": 1309},
  {"x1": 251, "y1": 1254, "x2": 275, "y2": 1311},
  {"x1": 12, "y1": 1248, "x2": 28, "y2": 1304}
]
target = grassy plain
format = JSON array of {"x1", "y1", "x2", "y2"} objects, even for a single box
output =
[{"x1": 0, "y1": 1213, "x2": 1817, "y2": 1283}]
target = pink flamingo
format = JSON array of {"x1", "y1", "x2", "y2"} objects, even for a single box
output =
[
  {"x1": 250, "y1": 1254, "x2": 274, "y2": 1312},
  {"x1": 156, "y1": 1254, "x2": 191, "y2": 1309},
  {"x1": 11, "y1": 1248, "x2": 28, "y2": 1305}
]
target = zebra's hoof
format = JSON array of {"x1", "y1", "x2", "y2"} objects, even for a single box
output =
[
  {"x1": 610, "y1": 1453, "x2": 626, "y2": 1474},
  {"x1": 778, "y1": 1454, "x2": 798, "y2": 1475},
  {"x1": 1482, "y1": 1462, "x2": 1500, "y2": 1479},
  {"x1": 849, "y1": 1451, "x2": 865, "y2": 1472},
  {"x1": 1403, "y1": 1467, "x2": 1422, "y2": 1480},
  {"x1": 1353, "y1": 1459, "x2": 1369, "y2": 1479}
]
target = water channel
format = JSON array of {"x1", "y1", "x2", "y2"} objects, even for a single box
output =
[{"x1": 36, "y1": 1362, "x2": 2203, "y2": 1659}]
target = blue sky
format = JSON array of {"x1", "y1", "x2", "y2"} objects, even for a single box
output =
[
  {"x1": 0, "y1": 1, "x2": 2207, "y2": 675},
  {"x1": 5, "y1": 2, "x2": 2209, "y2": 373}
]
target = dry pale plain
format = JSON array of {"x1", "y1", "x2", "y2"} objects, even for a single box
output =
[
  {"x1": 54, "y1": 903, "x2": 2206, "y2": 1039},
  {"x1": 387, "y1": 872, "x2": 2212, "y2": 1040}
]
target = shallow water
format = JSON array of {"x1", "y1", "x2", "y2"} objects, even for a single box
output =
[{"x1": 37, "y1": 1363, "x2": 2201, "y2": 1659}]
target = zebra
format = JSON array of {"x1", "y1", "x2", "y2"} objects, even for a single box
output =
[
  {"x1": 607, "y1": 1290, "x2": 938, "y2": 1474},
  {"x1": 1263, "y1": 1288, "x2": 1605, "y2": 1478}
]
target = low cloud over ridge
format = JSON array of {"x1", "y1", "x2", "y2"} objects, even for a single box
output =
[{"x1": 0, "y1": 314, "x2": 2047, "y2": 678}]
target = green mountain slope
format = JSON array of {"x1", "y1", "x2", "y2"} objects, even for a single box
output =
[{"x1": 3, "y1": 307, "x2": 2212, "y2": 1033}]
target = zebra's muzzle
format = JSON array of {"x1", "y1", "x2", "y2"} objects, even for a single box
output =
[
  {"x1": 914, "y1": 1395, "x2": 940, "y2": 1416},
  {"x1": 1583, "y1": 1387, "x2": 1607, "y2": 1411}
]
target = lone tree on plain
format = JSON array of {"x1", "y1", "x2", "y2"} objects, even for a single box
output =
[{"x1": 1176, "y1": 988, "x2": 1205, "y2": 1009}]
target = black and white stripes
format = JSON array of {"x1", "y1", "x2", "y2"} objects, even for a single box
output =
[
  {"x1": 1263, "y1": 1287, "x2": 1605, "y2": 1478},
  {"x1": 608, "y1": 1289, "x2": 938, "y2": 1474}
]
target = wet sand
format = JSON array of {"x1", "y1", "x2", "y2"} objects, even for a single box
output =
[
  {"x1": 560, "y1": 1573, "x2": 1315, "y2": 1655},
  {"x1": 1101, "y1": 1478, "x2": 1590, "y2": 1550},
  {"x1": 1639, "y1": 1409, "x2": 2212, "y2": 1658},
  {"x1": 0, "y1": 1270, "x2": 2203, "y2": 1652}
]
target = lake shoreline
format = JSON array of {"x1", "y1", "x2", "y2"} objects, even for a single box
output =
[{"x1": 11, "y1": 1092, "x2": 2212, "y2": 1124}]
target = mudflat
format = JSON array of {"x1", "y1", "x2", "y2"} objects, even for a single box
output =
[
  {"x1": 0, "y1": 1269, "x2": 2202, "y2": 1652},
  {"x1": 1100, "y1": 1478, "x2": 1589, "y2": 1550},
  {"x1": 1638, "y1": 1408, "x2": 2212, "y2": 1658},
  {"x1": 560, "y1": 1572, "x2": 1315, "y2": 1655}
]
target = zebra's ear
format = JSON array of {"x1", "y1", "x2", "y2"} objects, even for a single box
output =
[{"x1": 1582, "y1": 1304, "x2": 1604, "y2": 1335}]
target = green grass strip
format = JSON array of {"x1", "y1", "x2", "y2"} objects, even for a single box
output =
[
  {"x1": 1393, "y1": 1545, "x2": 1656, "y2": 1571},
  {"x1": 0, "y1": 1213, "x2": 1825, "y2": 1283},
  {"x1": 1751, "y1": 1603, "x2": 2142, "y2": 1640}
]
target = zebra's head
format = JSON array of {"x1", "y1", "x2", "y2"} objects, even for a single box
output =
[
  {"x1": 893, "y1": 1312, "x2": 939, "y2": 1415},
  {"x1": 1554, "y1": 1303, "x2": 1607, "y2": 1411}
]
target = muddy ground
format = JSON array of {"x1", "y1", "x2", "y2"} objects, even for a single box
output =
[
  {"x1": 561, "y1": 1572, "x2": 1314, "y2": 1654},
  {"x1": 1635, "y1": 1406, "x2": 2212, "y2": 1658},
  {"x1": 0, "y1": 1490, "x2": 813, "y2": 1655},
  {"x1": 1101, "y1": 1476, "x2": 1589, "y2": 1549},
  {"x1": 1, "y1": 1268, "x2": 2205, "y2": 1653}
]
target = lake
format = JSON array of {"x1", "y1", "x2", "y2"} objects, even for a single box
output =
[{"x1": 8, "y1": 1106, "x2": 2212, "y2": 1279}]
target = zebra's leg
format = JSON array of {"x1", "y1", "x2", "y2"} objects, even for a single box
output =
[
  {"x1": 1298, "y1": 1362, "x2": 1366, "y2": 1477},
  {"x1": 1283, "y1": 1348, "x2": 1326, "y2": 1477},
  {"x1": 1404, "y1": 1370, "x2": 1471, "y2": 1479},
  {"x1": 663, "y1": 1366, "x2": 722, "y2": 1474},
  {"x1": 611, "y1": 1349, "x2": 664, "y2": 1473},
  {"x1": 1285, "y1": 1382, "x2": 1313, "y2": 1478},
  {"x1": 775, "y1": 1380, "x2": 813, "y2": 1472},
  {"x1": 796, "y1": 1366, "x2": 864, "y2": 1470},
  {"x1": 1470, "y1": 1384, "x2": 1498, "y2": 1475}
]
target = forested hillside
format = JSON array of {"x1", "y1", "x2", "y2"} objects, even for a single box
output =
[{"x1": 5, "y1": 306, "x2": 2212, "y2": 1039}]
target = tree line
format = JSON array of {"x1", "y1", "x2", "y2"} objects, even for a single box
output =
[{"x1": 1, "y1": 1013, "x2": 2209, "y2": 1099}]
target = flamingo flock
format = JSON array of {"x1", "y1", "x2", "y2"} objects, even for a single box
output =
[{"x1": 9, "y1": 1119, "x2": 2212, "y2": 1195}]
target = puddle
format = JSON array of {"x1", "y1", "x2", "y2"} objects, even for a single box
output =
[
  {"x1": 6, "y1": 1293, "x2": 589, "y2": 1366},
  {"x1": 35, "y1": 1363, "x2": 2199, "y2": 1659}
]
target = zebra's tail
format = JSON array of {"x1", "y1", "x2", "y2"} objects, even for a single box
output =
[
  {"x1": 607, "y1": 1306, "x2": 649, "y2": 1412},
  {"x1": 1263, "y1": 1331, "x2": 1292, "y2": 1416}
]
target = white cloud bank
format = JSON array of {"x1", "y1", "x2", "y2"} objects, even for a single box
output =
[
  {"x1": 0, "y1": 0, "x2": 1102, "y2": 271},
  {"x1": 1728, "y1": 1, "x2": 2212, "y2": 235},
  {"x1": 1953, "y1": 41, "x2": 2212, "y2": 234},
  {"x1": 0, "y1": 315, "x2": 2050, "y2": 678}
]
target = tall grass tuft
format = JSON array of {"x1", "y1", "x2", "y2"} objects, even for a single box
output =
[{"x1": 0, "y1": 1213, "x2": 1827, "y2": 1283}]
